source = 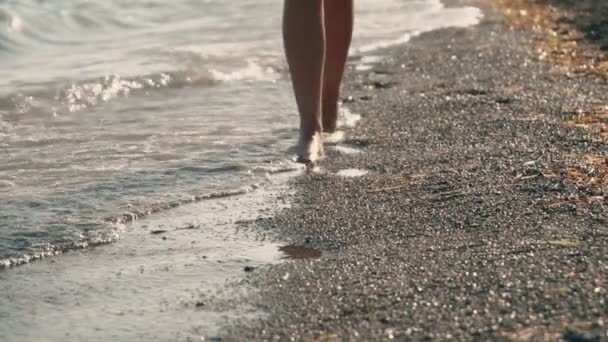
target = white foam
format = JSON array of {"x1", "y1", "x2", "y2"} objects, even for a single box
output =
[
  {"x1": 337, "y1": 108, "x2": 362, "y2": 128},
  {"x1": 356, "y1": 32, "x2": 416, "y2": 54},
  {"x1": 0, "y1": 180, "x2": 16, "y2": 188},
  {"x1": 249, "y1": 160, "x2": 305, "y2": 175},
  {"x1": 355, "y1": 65, "x2": 373, "y2": 72},
  {"x1": 336, "y1": 169, "x2": 369, "y2": 178},
  {"x1": 9, "y1": 14, "x2": 24, "y2": 32},
  {"x1": 333, "y1": 145, "x2": 363, "y2": 155},
  {"x1": 63, "y1": 75, "x2": 146, "y2": 112},
  {"x1": 323, "y1": 131, "x2": 346, "y2": 144},
  {"x1": 356, "y1": 55, "x2": 385, "y2": 71},
  {"x1": 352, "y1": 0, "x2": 481, "y2": 54},
  {"x1": 209, "y1": 59, "x2": 279, "y2": 83}
]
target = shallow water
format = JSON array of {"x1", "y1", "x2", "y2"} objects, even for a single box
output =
[
  {"x1": 0, "y1": 174, "x2": 295, "y2": 341},
  {"x1": 0, "y1": 0, "x2": 480, "y2": 266}
]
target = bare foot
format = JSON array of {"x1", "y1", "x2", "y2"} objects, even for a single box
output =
[{"x1": 296, "y1": 131, "x2": 324, "y2": 164}]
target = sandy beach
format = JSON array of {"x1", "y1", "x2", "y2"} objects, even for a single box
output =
[
  {"x1": 210, "y1": 1, "x2": 608, "y2": 340},
  {"x1": 2, "y1": 0, "x2": 607, "y2": 341}
]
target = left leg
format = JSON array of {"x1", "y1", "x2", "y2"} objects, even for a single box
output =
[{"x1": 282, "y1": 0, "x2": 326, "y2": 163}]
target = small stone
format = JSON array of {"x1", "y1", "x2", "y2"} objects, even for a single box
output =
[
  {"x1": 371, "y1": 81, "x2": 397, "y2": 89},
  {"x1": 342, "y1": 305, "x2": 354, "y2": 316},
  {"x1": 563, "y1": 329, "x2": 601, "y2": 342},
  {"x1": 384, "y1": 328, "x2": 397, "y2": 339},
  {"x1": 378, "y1": 312, "x2": 391, "y2": 324},
  {"x1": 244, "y1": 266, "x2": 255, "y2": 273},
  {"x1": 496, "y1": 96, "x2": 514, "y2": 104},
  {"x1": 342, "y1": 96, "x2": 356, "y2": 103}
]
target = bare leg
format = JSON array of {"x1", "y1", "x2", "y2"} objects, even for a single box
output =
[
  {"x1": 283, "y1": 0, "x2": 325, "y2": 163},
  {"x1": 322, "y1": 0, "x2": 354, "y2": 133}
]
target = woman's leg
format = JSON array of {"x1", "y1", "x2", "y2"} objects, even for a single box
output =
[
  {"x1": 322, "y1": 0, "x2": 354, "y2": 133},
  {"x1": 283, "y1": 0, "x2": 326, "y2": 163}
]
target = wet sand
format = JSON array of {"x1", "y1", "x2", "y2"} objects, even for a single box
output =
[{"x1": 210, "y1": 1, "x2": 608, "y2": 340}]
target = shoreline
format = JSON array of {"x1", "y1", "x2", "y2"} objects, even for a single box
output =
[
  {"x1": 0, "y1": 172, "x2": 297, "y2": 341},
  {"x1": 0, "y1": 1, "x2": 482, "y2": 273},
  {"x1": 217, "y1": 0, "x2": 608, "y2": 340},
  {"x1": 0, "y1": 2, "x2": 488, "y2": 340}
]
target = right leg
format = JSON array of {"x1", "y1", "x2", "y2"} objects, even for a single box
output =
[
  {"x1": 322, "y1": 0, "x2": 354, "y2": 133},
  {"x1": 283, "y1": 0, "x2": 326, "y2": 163}
]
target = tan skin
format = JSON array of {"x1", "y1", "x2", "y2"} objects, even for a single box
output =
[{"x1": 283, "y1": 0, "x2": 354, "y2": 163}]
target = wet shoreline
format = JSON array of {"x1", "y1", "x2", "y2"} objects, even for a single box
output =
[
  {"x1": 0, "y1": 0, "x2": 481, "y2": 272},
  {"x1": 0, "y1": 172, "x2": 299, "y2": 341}
]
